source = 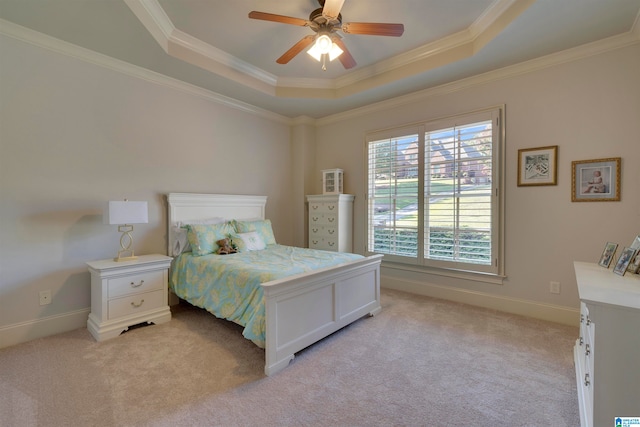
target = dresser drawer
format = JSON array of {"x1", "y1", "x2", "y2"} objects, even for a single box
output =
[
  {"x1": 108, "y1": 270, "x2": 164, "y2": 298},
  {"x1": 310, "y1": 237, "x2": 338, "y2": 251},
  {"x1": 309, "y1": 202, "x2": 338, "y2": 213},
  {"x1": 108, "y1": 289, "x2": 165, "y2": 319},
  {"x1": 309, "y1": 213, "x2": 338, "y2": 226},
  {"x1": 310, "y1": 225, "x2": 338, "y2": 238}
]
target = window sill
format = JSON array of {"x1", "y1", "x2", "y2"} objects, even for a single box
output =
[{"x1": 381, "y1": 260, "x2": 506, "y2": 285}]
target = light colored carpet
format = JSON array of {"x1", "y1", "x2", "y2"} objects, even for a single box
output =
[{"x1": 0, "y1": 289, "x2": 579, "y2": 427}]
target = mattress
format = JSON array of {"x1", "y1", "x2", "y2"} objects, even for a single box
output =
[{"x1": 170, "y1": 244, "x2": 363, "y2": 347}]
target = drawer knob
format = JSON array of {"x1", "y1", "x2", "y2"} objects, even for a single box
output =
[
  {"x1": 585, "y1": 343, "x2": 590, "y2": 356},
  {"x1": 130, "y1": 280, "x2": 144, "y2": 288},
  {"x1": 579, "y1": 337, "x2": 583, "y2": 346},
  {"x1": 312, "y1": 217, "x2": 318, "y2": 221},
  {"x1": 312, "y1": 228, "x2": 318, "y2": 233},
  {"x1": 586, "y1": 316, "x2": 591, "y2": 326},
  {"x1": 329, "y1": 242, "x2": 335, "y2": 246},
  {"x1": 328, "y1": 218, "x2": 335, "y2": 222},
  {"x1": 312, "y1": 205, "x2": 318, "y2": 210},
  {"x1": 328, "y1": 206, "x2": 335, "y2": 210},
  {"x1": 130, "y1": 299, "x2": 145, "y2": 308},
  {"x1": 328, "y1": 229, "x2": 335, "y2": 234},
  {"x1": 584, "y1": 373, "x2": 590, "y2": 387},
  {"x1": 312, "y1": 240, "x2": 318, "y2": 245}
]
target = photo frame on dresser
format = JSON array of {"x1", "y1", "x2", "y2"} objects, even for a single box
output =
[
  {"x1": 627, "y1": 235, "x2": 640, "y2": 273},
  {"x1": 598, "y1": 242, "x2": 618, "y2": 268},
  {"x1": 613, "y1": 247, "x2": 636, "y2": 276}
]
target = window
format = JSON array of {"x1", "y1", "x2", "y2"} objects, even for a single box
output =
[{"x1": 366, "y1": 107, "x2": 504, "y2": 276}]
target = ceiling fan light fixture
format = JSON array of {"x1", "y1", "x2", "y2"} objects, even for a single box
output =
[
  {"x1": 328, "y1": 43, "x2": 343, "y2": 61},
  {"x1": 315, "y1": 34, "x2": 332, "y2": 54},
  {"x1": 307, "y1": 35, "x2": 343, "y2": 63},
  {"x1": 307, "y1": 43, "x2": 323, "y2": 61}
]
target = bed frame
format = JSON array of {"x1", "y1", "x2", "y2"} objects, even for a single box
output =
[{"x1": 167, "y1": 193, "x2": 383, "y2": 376}]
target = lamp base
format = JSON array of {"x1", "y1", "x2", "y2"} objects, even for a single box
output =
[
  {"x1": 114, "y1": 248, "x2": 138, "y2": 262},
  {"x1": 115, "y1": 226, "x2": 138, "y2": 262}
]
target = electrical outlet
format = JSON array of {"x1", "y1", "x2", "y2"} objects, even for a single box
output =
[
  {"x1": 550, "y1": 281, "x2": 561, "y2": 294},
  {"x1": 39, "y1": 290, "x2": 51, "y2": 306}
]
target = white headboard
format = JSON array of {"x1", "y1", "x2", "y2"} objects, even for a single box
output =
[{"x1": 166, "y1": 193, "x2": 267, "y2": 256}]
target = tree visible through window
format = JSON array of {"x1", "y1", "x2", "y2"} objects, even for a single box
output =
[{"x1": 366, "y1": 107, "x2": 504, "y2": 276}]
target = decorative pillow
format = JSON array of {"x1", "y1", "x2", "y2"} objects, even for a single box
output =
[
  {"x1": 186, "y1": 222, "x2": 236, "y2": 256},
  {"x1": 171, "y1": 217, "x2": 227, "y2": 256},
  {"x1": 234, "y1": 231, "x2": 266, "y2": 252},
  {"x1": 234, "y1": 219, "x2": 276, "y2": 245}
]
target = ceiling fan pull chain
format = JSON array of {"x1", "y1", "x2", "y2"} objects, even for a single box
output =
[{"x1": 322, "y1": 54, "x2": 327, "y2": 71}]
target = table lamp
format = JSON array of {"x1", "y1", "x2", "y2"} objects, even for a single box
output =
[{"x1": 104, "y1": 200, "x2": 148, "y2": 261}]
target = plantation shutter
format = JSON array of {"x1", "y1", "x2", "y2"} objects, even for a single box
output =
[
  {"x1": 367, "y1": 131, "x2": 420, "y2": 259},
  {"x1": 366, "y1": 107, "x2": 503, "y2": 276},
  {"x1": 425, "y1": 120, "x2": 493, "y2": 268}
]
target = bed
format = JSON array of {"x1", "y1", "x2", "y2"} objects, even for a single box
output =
[{"x1": 167, "y1": 193, "x2": 383, "y2": 376}]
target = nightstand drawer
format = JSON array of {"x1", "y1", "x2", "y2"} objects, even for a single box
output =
[
  {"x1": 108, "y1": 271, "x2": 163, "y2": 298},
  {"x1": 108, "y1": 289, "x2": 165, "y2": 319}
]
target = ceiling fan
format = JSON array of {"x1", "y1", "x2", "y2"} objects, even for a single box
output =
[{"x1": 248, "y1": 0, "x2": 404, "y2": 70}]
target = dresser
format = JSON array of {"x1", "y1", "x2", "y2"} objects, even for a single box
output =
[
  {"x1": 307, "y1": 194, "x2": 354, "y2": 252},
  {"x1": 87, "y1": 254, "x2": 172, "y2": 341},
  {"x1": 573, "y1": 261, "x2": 640, "y2": 427}
]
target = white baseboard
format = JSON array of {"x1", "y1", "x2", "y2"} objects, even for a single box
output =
[
  {"x1": 0, "y1": 308, "x2": 90, "y2": 349},
  {"x1": 382, "y1": 276, "x2": 580, "y2": 327}
]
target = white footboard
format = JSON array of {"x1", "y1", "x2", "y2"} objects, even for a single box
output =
[{"x1": 262, "y1": 254, "x2": 383, "y2": 376}]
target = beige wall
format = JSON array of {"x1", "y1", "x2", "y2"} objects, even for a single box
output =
[
  {"x1": 313, "y1": 44, "x2": 640, "y2": 324},
  {"x1": 0, "y1": 34, "x2": 292, "y2": 344},
  {"x1": 2, "y1": 27, "x2": 639, "y2": 347}
]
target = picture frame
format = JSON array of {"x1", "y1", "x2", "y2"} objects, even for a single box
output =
[
  {"x1": 627, "y1": 251, "x2": 640, "y2": 274},
  {"x1": 627, "y1": 235, "x2": 640, "y2": 273},
  {"x1": 613, "y1": 247, "x2": 636, "y2": 276},
  {"x1": 598, "y1": 242, "x2": 618, "y2": 268},
  {"x1": 517, "y1": 145, "x2": 558, "y2": 186},
  {"x1": 571, "y1": 157, "x2": 621, "y2": 202}
]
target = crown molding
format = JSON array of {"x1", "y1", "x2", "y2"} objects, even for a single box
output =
[
  {"x1": 124, "y1": 0, "x2": 278, "y2": 95},
  {"x1": 124, "y1": 0, "x2": 533, "y2": 99},
  {"x1": 316, "y1": 31, "x2": 640, "y2": 126},
  {"x1": 0, "y1": 19, "x2": 291, "y2": 125}
]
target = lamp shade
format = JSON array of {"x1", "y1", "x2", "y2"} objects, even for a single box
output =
[{"x1": 104, "y1": 201, "x2": 148, "y2": 225}]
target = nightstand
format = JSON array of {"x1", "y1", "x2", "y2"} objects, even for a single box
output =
[{"x1": 87, "y1": 254, "x2": 172, "y2": 341}]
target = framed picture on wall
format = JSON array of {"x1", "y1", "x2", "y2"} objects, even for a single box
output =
[
  {"x1": 517, "y1": 146, "x2": 558, "y2": 186},
  {"x1": 571, "y1": 157, "x2": 621, "y2": 202},
  {"x1": 613, "y1": 247, "x2": 636, "y2": 276},
  {"x1": 598, "y1": 242, "x2": 618, "y2": 268}
]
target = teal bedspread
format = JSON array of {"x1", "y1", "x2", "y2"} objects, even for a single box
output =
[{"x1": 170, "y1": 245, "x2": 363, "y2": 347}]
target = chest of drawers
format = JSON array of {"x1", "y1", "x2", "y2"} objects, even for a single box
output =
[
  {"x1": 573, "y1": 262, "x2": 640, "y2": 427},
  {"x1": 307, "y1": 194, "x2": 354, "y2": 252},
  {"x1": 87, "y1": 254, "x2": 172, "y2": 341}
]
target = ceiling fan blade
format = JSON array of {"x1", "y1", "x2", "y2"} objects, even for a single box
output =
[
  {"x1": 342, "y1": 22, "x2": 404, "y2": 37},
  {"x1": 322, "y1": 0, "x2": 346, "y2": 19},
  {"x1": 331, "y1": 37, "x2": 356, "y2": 69},
  {"x1": 248, "y1": 11, "x2": 309, "y2": 27},
  {"x1": 276, "y1": 35, "x2": 316, "y2": 64}
]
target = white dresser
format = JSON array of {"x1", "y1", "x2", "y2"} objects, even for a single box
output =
[
  {"x1": 87, "y1": 254, "x2": 172, "y2": 341},
  {"x1": 573, "y1": 261, "x2": 640, "y2": 427},
  {"x1": 307, "y1": 194, "x2": 354, "y2": 252}
]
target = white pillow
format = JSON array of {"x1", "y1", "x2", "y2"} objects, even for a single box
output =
[{"x1": 237, "y1": 231, "x2": 266, "y2": 251}]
